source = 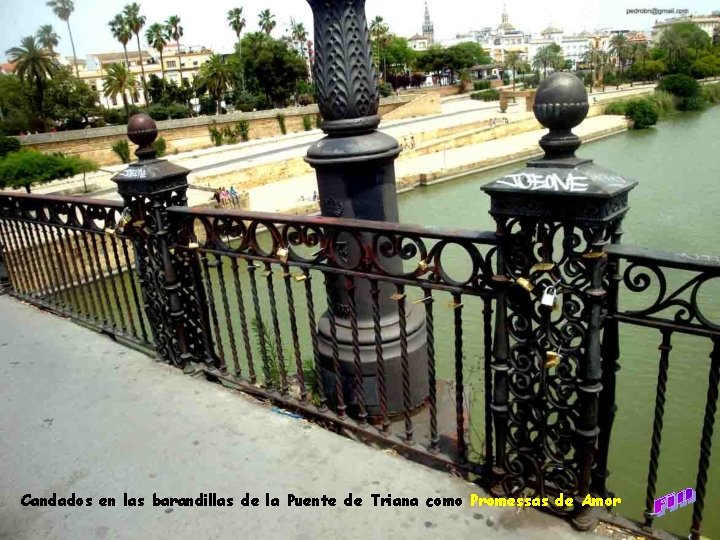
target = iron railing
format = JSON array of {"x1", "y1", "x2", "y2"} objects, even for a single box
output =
[
  {"x1": 0, "y1": 193, "x2": 152, "y2": 353},
  {"x1": 598, "y1": 244, "x2": 720, "y2": 540},
  {"x1": 168, "y1": 206, "x2": 499, "y2": 473}
]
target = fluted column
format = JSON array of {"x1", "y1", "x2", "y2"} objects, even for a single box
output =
[{"x1": 305, "y1": 0, "x2": 427, "y2": 416}]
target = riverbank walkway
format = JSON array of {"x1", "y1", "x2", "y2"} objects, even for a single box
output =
[{"x1": 0, "y1": 295, "x2": 608, "y2": 539}]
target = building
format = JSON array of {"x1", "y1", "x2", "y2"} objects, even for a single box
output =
[
  {"x1": 75, "y1": 46, "x2": 213, "y2": 109},
  {"x1": 651, "y1": 12, "x2": 720, "y2": 42},
  {"x1": 408, "y1": 34, "x2": 431, "y2": 51}
]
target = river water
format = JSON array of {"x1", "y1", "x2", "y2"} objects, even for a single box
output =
[{"x1": 398, "y1": 105, "x2": 720, "y2": 537}]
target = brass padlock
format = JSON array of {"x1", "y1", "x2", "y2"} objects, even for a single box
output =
[
  {"x1": 545, "y1": 351, "x2": 562, "y2": 369},
  {"x1": 516, "y1": 277, "x2": 534, "y2": 292},
  {"x1": 276, "y1": 247, "x2": 289, "y2": 264}
]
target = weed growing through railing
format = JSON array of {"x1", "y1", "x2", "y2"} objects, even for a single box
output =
[
  {"x1": 111, "y1": 140, "x2": 131, "y2": 164},
  {"x1": 250, "y1": 318, "x2": 320, "y2": 404}
]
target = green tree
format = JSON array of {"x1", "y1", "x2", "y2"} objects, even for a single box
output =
[
  {"x1": 36, "y1": 25, "x2": 60, "y2": 52},
  {"x1": 0, "y1": 74, "x2": 35, "y2": 134},
  {"x1": 239, "y1": 32, "x2": 308, "y2": 108},
  {"x1": 123, "y1": 3, "x2": 148, "y2": 104},
  {"x1": 533, "y1": 43, "x2": 564, "y2": 78},
  {"x1": 46, "y1": 0, "x2": 79, "y2": 78},
  {"x1": 582, "y1": 42, "x2": 609, "y2": 88},
  {"x1": 504, "y1": 50, "x2": 521, "y2": 90},
  {"x1": 198, "y1": 54, "x2": 231, "y2": 115},
  {"x1": 384, "y1": 36, "x2": 416, "y2": 75},
  {"x1": 691, "y1": 53, "x2": 720, "y2": 78},
  {"x1": 165, "y1": 15, "x2": 184, "y2": 81},
  {"x1": 5, "y1": 36, "x2": 57, "y2": 118},
  {"x1": 0, "y1": 149, "x2": 97, "y2": 193},
  {"x1": 109, "y1": 14, "x2": 132, "y2": 67},
  {"x1": 258, "y1": 9, "x2": 276, "y2": 36},
  {"x1": 103, "y1": 63, "x2": 137, "y2": 118},
  {"x1": 658, "y1": 22, "x2": 712, "y2": 73},
  {"x1": 145, "y1": 22, "x2": 169, "y2": 79},
  {"x1": 369, "y1": 16, "x2": 390, "y2": 79},
  {"x1": 43, "y1": 67, "x2": 101, "y2": 128}
]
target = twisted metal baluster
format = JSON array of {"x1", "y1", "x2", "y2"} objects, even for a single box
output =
[
  {"x1": 215, "y1": 254, "x2": 240, "y2": 376},
  {"x1": 303, "y1": 269, "x2": 325, "y2": 409},
  {"x1": 483, "y1": 298, "x2": 494, "y2": 467},
  {"x1": 324, "y1": 273, "x2": 345, "y2": 418},
  {"x1": 370, "y1": 280, "x2": 389, "y2": 434},
  {"x1": 121, "y1": 237, "x2": 149, "y2": 343},
  {"x1": 347, "y1": 277, "x2": 366, "y2": 423},
  {"x1": 690, "y1": 338, "x2": 719, "y2": 540},
  {"x1": 425, "y1": 288, "x2": 438, "y2": 452},
  {"x1": 643, "y1": 329, "x2": 673, "y2": 530},
  {"x1": 264, "y1": 262, "x2": 288, "y2": 394},
  {"x1": 230, "y1": 258, "x2": 252, "y2": 382},
  {"x1": 283, "y1": 264, "x2": 306, "y2": 401},
  {"x1": 453, "y1": 292, "x2": 467, "y2": 462},
  {"x1": 396, "y1": 284, "x2": 413, "y2": 443},
  {"x1": 201, "y1": 253, "x2": 225, "y2": 370}
]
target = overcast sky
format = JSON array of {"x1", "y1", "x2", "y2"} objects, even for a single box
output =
[{"x1": 1, "y1": 0, "x2": 717, "y2": 61}]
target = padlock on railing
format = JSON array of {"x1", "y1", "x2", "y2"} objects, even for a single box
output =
[{"x1": 105, "y1": 207, "x2": 133, "y2": 236}]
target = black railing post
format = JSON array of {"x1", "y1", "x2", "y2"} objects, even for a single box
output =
[
  {"x1": 305, "y1": 0, "x2": 427, "y2": 416},
  {"x1": 482, "y1": 73, "x2": 637, "y2": 529},
  {"x1": 0, "y1": 234, "x2": 10, "y2": 294},
  {"x1": 112, "y1": 114, "x2": 215, "y2": 369}
]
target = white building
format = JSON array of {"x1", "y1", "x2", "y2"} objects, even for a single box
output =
[
  {"x1": 408, "y1": 34, "x2": 431, "y2": 51},
  {"x1": 651, "y1": 12, "x2": 720, "y2": 42}
]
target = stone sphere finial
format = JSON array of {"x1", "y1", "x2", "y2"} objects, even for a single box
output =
[
  {"x1": 533, "y1": 73, "x2": 589, "y2": 159},
  {"x1": 127, "y1": 114, "x2": 158, "y2": 160}
]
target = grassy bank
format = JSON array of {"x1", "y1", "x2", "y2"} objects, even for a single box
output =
[{"x1": 604, "y1": 79, "x2": 720, "y2": 129}]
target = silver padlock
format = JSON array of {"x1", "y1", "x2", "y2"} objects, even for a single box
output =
[{"x1": 541, "y1": 285, "x2": 557, "y2": 308}]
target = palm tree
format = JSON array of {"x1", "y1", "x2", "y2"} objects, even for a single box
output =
[
  {"x1": 258, "y1": 9, "x2": 276, "y2": 36},
  {"x1": 36, "y1": 25, "x2": 60, "y2": 53},
  {"x1": 227, "y1": 7, "x2": 246, "y2": 41},
  {"x1": 109, "y1": 14, "x2": 132, "y2": 68},
  {"x1": 165, "y1": 15, "x2": 184, "y2": 82},
  {"x1": 609, "y1": 34, "x2": 629, "y2": 78},
  {"x1": 290, "y1": 18, "x2": 308, "y2": 59},
  {"x1": 198, "y1": 54, "x2": 231, "y2": 115},
  {"x1": 227, "y1": 7, "x2": 247, "y2": 91},
  {"x1": 504, "y1": 50, "x2": 521, "y2": 90},
  {"x1": 5, "y1": 36, "x2": 57, "y2": 114},
  {"x1": 123, "y1": 3, "x2": 148, "y2": 104},
  {"x1": 46, "y1": 0, "x2": 79, "y2": 77},
  {"x1": 103, "y1": 62, "x2": 137, "y2": 118},
  {"x1": 369, "y1": 16, "x2": 389, "y2": 79},
  {"x1": 582, "y1": 41, "x2": 609, "y2": 90},
  {"x1": 145, "y1": 23, "x2": 169, "y2": 79}
]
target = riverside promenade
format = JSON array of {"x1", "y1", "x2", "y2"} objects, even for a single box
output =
[{"x1": 0, "y1": 295, "x2": 612, "y2": 540}]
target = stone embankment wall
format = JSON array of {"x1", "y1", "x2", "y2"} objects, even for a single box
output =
[{"x1": 19, "y1": 95, "x2": 440, "y2": 167}]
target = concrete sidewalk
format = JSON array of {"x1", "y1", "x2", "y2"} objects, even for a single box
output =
[{"x1": 0, "y1": 295, "x2": 599, "y2": 540}]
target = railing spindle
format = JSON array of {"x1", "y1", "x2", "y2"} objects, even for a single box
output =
[
  {"x1": 453, "y1": 292, "x2": 467, "y2": 461},
  {"x1": 57, "y1": 227, "x2": 90, "y2": 321},
  {"x1": 689, "y1": 338, "x2": 719, "y2": 540},
  {"x1": 110, "y1": 235, "x2": 137, "y2": 339},
  {"x1": 396, "y1": 284, "x2": 413, "y2": 443},
  {"x1": 483, "y1": 298, "x2": 494, "y2": 467},
  {"x1": 215, "y1": 254, "x2": 240, "y2": 376},
  {"x1": 99, "y1": 233, "x2": 127, "y2": 335},
  {"x1": 424, "y1": 288, "x2": 438, "y2": 452},
  {"x1": 230, "y1": 257, "x2": 252, "y2": 382},
  {"x1": 347, "y1": 276, "x2": 366, "y2": 423},
  {"x1": 370, "y1": 279, "x2": 389, "y2": 434},
  {"x1": 247, "y1": 262, "x2": 272, "y2": 385},
  {"x1": 303, "y1": 269, "x2": 325, "y2": 409},
  {"x1": 643, "y1": 329, "x2": 673, "y2": 530},
  {"x1": 200, "y1": 253, "x2": 225, "y2": 370},
  {"x1": 325, "y1": 273, "x2": 345, "y2": 418},
  {"x1": 121, "y1": 237, "x2": 149, "y2": 343},
  {"x1": 77, "y1": 231, "x2": 105, "y2": 325},
  {"x1": 264, "y1": 262, "x2": 288, "y2": 394},
  {"x1": 283, "y1": 263, "x2": 306, "y2": 402}
]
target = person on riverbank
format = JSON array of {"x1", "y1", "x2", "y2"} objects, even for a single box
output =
[{"x1": 229, "y1": 186, "x2": 239, "y2": 206}]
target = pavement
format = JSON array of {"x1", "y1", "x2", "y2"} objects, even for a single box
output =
[{"x1": 0, "y1": 295, "x2": 602, "y2": 540}]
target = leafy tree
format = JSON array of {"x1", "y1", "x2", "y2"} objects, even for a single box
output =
[
  {"x1": 239, "y1": 32, "x2": 307, "y2": 108},
  {"x1": 0, "y1": 74, "x2": 35, "y2": 134},
  {"x1": 123, "y1": 2, "x2": 148, "y2": 104},
  {"x1": 36, "y1": 25, "x2": 60, "y2": 52},
  {"x1": 691, "y1": 53, "x2": 720, "y2": 78},
  {"x1": 624, "y1": 98, "x2": 658, "y2": 128},
  {"x1": 581, "y1": 43, "x2": 609, "y2": 88},
  {"x1": 103, "y1": 63, "x2": 137, "y2": 118},
  {"x1": 0, "y1": 136, "x2": 20, "y2": 157},
  {"x1": 610, "y1": 34, "x2": 629, "y2": 76},
  {"x1": 109, "y1": 14, "x2": 132, "y2": 67},
  {"x1": 258, "y1": 9, "x2": 276, "y2": 36},
  {"x1": 658, "y1": 73, "x2": 700, "y2": 97},
  {"x1": 0, "y1": 149, "x2": 97, "y2": 193},
  {"x1": 46, "y1": 0, "x2": 79, "y2": 77},
  {"x1": 43, "y1": 67, "x2": 101, "y2": 128},
  {"x1": 165, "y1": 15, "x2": 184, "y2": 80},
  {"x1": 384, "y1": 36, "x2": 416, "y2": 75},
  {"x1": 5, "y1": 36, "x2": 57, "y2": 118},
  {"x1": 145, "y1": 22, "x2": 169, "y2": 79},
  {"x1": 198, "y1": 54, "x2": 231, "y2": 115},
  {"x1": 658, "y1": 22, "x2": 712, "y2": 73}
]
